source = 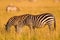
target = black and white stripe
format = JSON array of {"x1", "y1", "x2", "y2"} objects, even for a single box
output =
[
  {"x1": 25, "y1": 13, "x2": 56, "y2": 31},
  {"x1": 5, "y1": 13, "x2": 56, "y2": 32}
]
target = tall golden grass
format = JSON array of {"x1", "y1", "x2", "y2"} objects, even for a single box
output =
[{"x1": 0, "y1": 0, "x2": 60, "y2": 40}]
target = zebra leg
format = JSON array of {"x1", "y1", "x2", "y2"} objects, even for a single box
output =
[
  {"x1": 15, "y1": 25, "x2": 22, "y2": 33},
  {"x1": 29, "y1": 22, "x2": 35, "y2": 33},
  {"x1": 28, "y1": 20, "x2": 34, "y2": 32},
  {"x1": 28, "y1": 23, "x2": 35, "y2": 40},
  {"x1": 29, "y1": 26, "x2": 35, "y2": 33},
  {"x1": 47, "y1": 21, "x2": 54, "y2": 31},
  {"x1": 14, "y1": 25, "x2": 17, "y2": 32}
]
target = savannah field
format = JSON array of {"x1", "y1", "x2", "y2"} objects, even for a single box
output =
[{"x1": 0, "y1": 0, "x2": 60, "y2": 40}]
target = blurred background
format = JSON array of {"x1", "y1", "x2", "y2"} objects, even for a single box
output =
[{"x1": 0, "y1": 0, "x2": 60, "y2": 40}]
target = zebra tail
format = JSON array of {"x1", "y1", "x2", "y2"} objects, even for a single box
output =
[{"x1": 54, "y1": 18, "x2": 56, "y2": 30}]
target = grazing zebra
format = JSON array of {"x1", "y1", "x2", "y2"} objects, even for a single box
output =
[{"x1": 5, "y1": 13, "x2": 56, "y2": 32}]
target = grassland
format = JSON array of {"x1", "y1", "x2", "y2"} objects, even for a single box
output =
[{"x1": 0, "y1": 0, "x2": 60, "y2": 40}]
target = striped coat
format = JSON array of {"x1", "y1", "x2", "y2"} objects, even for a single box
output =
[{"x1": 5, "y1": 13, "x2": 56, "y2": 32}]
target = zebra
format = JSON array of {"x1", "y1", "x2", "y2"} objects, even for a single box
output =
[
  {"x1": 5, "y1": 13, "x2": 56, "y2": 32},
  {"x1": 5, "y1": 14, "x2": 30, "y2": 32}
]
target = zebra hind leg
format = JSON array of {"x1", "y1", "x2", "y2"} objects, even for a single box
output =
[{"x1": 47, "y1": 21, "x2": 54, "y2": 31}]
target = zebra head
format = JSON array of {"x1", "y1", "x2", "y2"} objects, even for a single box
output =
[
  {"x1": 5, "y1": 22, "x2": 11, "y2": 32},
  {"x1": 5, "y1": 16, "x2": 17, "y2": 32}
]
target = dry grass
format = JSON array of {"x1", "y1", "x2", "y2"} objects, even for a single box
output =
[{"x1": 0, "y1": 0, "x2": 60, "y2": 40}]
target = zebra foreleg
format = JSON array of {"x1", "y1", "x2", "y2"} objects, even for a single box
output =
[
  {"x1": 15, "y1": 25, "x2": 17, "y2": 32},
  {"x1": 28, "y1": 22, "x2": 34, "y2": 32},
  {"x1": 15, "y1": 25, "x2": 22, "y2": 33},
  {"x1": 29, "y1": 24, "x2": 35, "y2": 39}
]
